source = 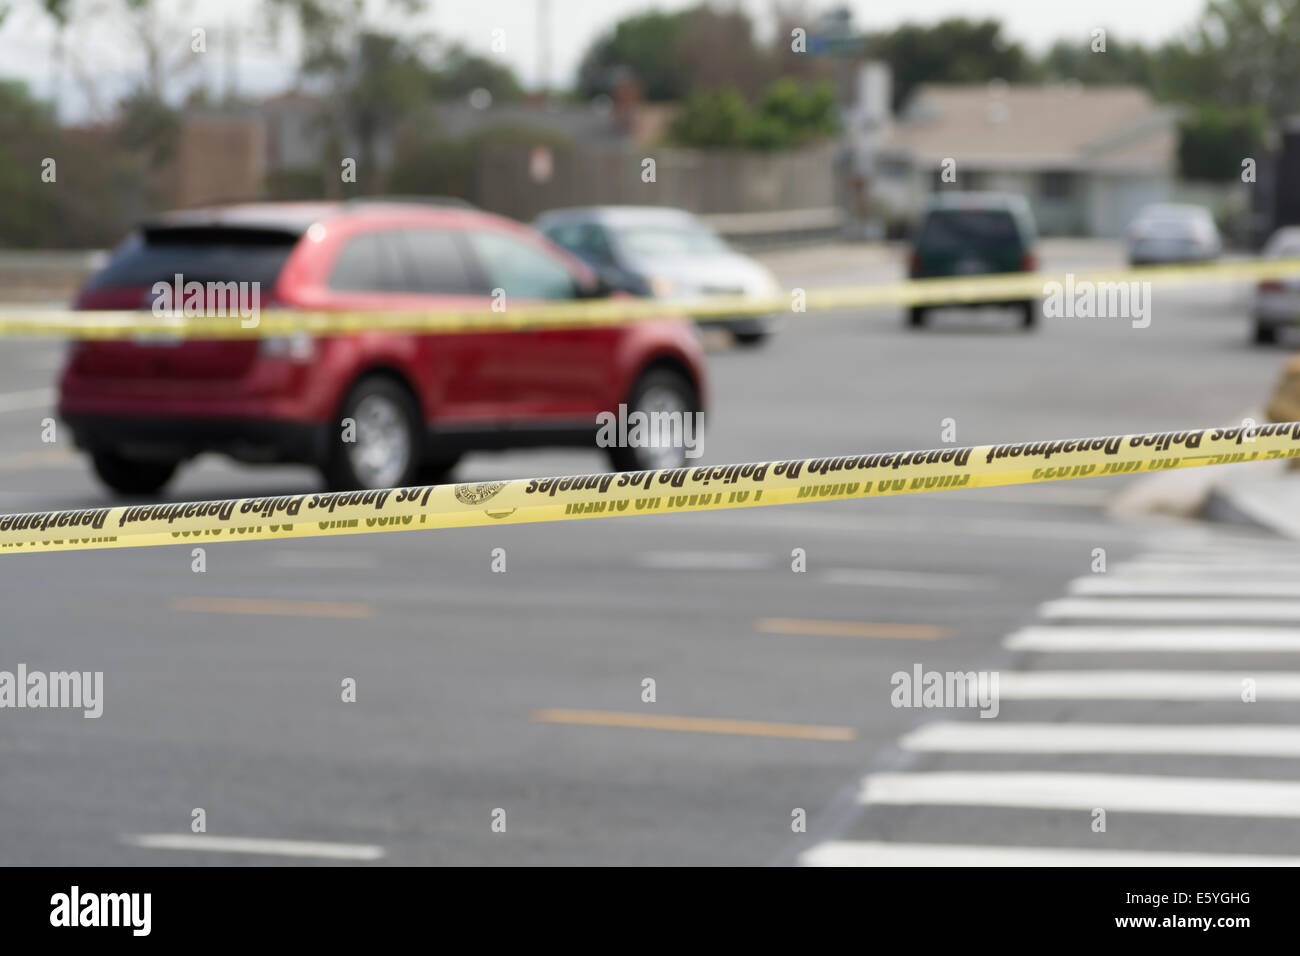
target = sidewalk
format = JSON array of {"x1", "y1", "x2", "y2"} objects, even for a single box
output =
[{"x1": 1111, "y1": 430, "x2": 1300, "y2": 540}]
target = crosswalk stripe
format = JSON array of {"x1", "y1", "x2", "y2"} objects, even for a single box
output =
[
  {"x1": 799, "y1": 841, "x2": 1300, "y2": 867},
  {"x1": 1134, "y1": 545, "x2": 1300, "y2": 561},
  {"x1": 1069, "y1": 577, "x2": 1300, "y2": 598},
  {"x1": 1138, "y1": 541, "x2": 1300, "y2": 556},
  {"x1": 901, "y1": 722, "x2": 1300, "y2": 756},
  {"x1": 1115, "y1": 561, "x2": 1300, "y2": 577},
  {"x1": 857, "y1": 771, "x2": 1300, "y2": 817},
  {"x1": 636, "y1": 551, "x2": 772, "y2": 570},
  {"x1": 0, "y1": 387, "x2": 55, "y2": 414},
  {"x1": 822, "y1": 568, "x2": 992, "y2": 590},
  {"x1": 797, "y1": 534, "x2": 1300, "y2": 866},
  {"x1": 1041, "y1": 598, "x2": 1300, "y2": 621},
  {"x1": 123, "y1": 834, "x2": 385, "y2": 860},
  {"x1": 997, "y1": 671, "x2": 1300, "y2": 700},
  {"x1": 1004, "y1": 625, "x2": 1300, "y2": 652}
]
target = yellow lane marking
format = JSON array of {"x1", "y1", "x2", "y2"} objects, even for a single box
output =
[
  {"x1": 171, "y1": 596, "x2": 373, "y2": 619},
  {"x1": 756, "y1": 617, "x2": 950, "y2": 640},
  {"x1": 533, "y1": 708, "x2": 856, "y2": 741}
]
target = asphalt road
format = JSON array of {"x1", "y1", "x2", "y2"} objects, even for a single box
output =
[{"x1": 3, "y1": 241, "x2": 1300, "y2": 866}]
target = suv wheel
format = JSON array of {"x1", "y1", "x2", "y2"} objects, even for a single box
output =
[
  {"x1": 1020, "y1": 300, "x2": 1039, "y2": 329},
  {"x1": 324, "y1": 377, "x2": 421, "y2": 491},
  {"x1": 907, "y1": 306, "x2": 927, "y2": 328},
  {"x1": 91, "y1": 450, "x2": 178, "y2": 497},
  {"x1": 1254, "y1": 319, "x2": 1279, "y2": 345},
  {"x1": 606, "y1": 368, "x2": 700, "y2": 472}
]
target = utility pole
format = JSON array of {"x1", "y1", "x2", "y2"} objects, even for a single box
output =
[{"x1": 537, "y1": 0, "x2": 551, "y2": 100}]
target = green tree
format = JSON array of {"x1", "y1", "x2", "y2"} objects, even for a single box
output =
[
  {"x1": 1041, "y1": 34, "x2": 1156, "y2": 87},
  {"x1": 870, "y1": 18, "x2": 1036, "y2": 110},
  {"x1": 1178, "y1": 103, "x2": 1268, "y2": 181},
  {"x1": 115, "y1": 90, "x2": 180, "y2": 170},
  {"x1": 576, "y1": 10, "x2": 691, "y2": 101},
  {"x1": 267, "y1": 0, "x2": 436, "y2": 190},
  {"x1": 0, "y1": 80, "x2": 154, "y2": 247},
  {"x1": 669, "y1": 89, "x2": 754, "y2": 147},
  {"x1": 1149, "y1": 0, "x2": 1300, "y2": 122},
  {"x1": 0, "y1": 81, "x2": 61, "y2": 246},
  {"x1": 576, "y1": 5, "x2": 772, "y2": 101},
  {"x1": 756, "y1": 78, "x2": 837, "y2": 141},
  {"x1": 430, "y1": 43, "x2": 524, "y2": 102},
  {"x1": 668, "y1": 80, "x2": 837, "y2": 150}
]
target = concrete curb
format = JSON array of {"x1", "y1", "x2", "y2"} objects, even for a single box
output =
[{"x1": 1110, "y1": 453, "x2": 1300, "y2": 539}]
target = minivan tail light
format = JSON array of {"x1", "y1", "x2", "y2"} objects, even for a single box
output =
[{"x1": 259, "y1": 331, "x2": 316, "y2": 362}]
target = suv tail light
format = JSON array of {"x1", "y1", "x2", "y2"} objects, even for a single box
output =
[
  {"x1": 1020, "y1": 252, "x2": 1038, "y2": 271},
  {"x1": 1260, "y1": 280, "x2": 1284, "y2": 293}
]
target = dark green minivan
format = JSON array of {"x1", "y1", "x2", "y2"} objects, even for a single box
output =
[{"x1": 906, "y1": 193, "x2": 1039, "y2": 329}]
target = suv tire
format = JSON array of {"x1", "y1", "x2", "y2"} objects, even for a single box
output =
[
  {"x1": 1020, "y1": 300, "x2": 1039, "y2": 329},
  {"x1": 606, "y1": 368, "x2": 700, "y2": 472},
  {"x1": 91, "y1": 450, "x2": 178, "y2": 497},
  {"x1": 323, "y1": 377, "x2": 422, "y2": 491}
]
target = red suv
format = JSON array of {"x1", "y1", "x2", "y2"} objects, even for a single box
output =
[{"x1": 60, "y1": 201, "x2": 707, "y2": 494}]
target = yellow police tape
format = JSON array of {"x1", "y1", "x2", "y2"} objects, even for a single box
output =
[
  {"x1": 2, "y1": 422, "x2": 1297, "y2": 555},
  {"x1": 2, "y1": 256, "x2": 1299, "y2": 339}
]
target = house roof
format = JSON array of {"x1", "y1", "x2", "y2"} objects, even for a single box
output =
[{"x1": 883, "y1": 83, "x2": 1178, "y2": 174}]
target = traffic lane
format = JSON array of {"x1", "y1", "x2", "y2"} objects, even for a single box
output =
[
  {"x1": 0, "y1": 283, "x2": 1281, "y2": 514},
  {"x1": 703, "y1": 288, "x2": 1275, "y2": 469},
  {"x1": 0, "y1": 495, "x2": 1143, "y2": 865}
]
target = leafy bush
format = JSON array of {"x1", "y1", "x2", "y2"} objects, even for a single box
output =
[{"x1": 669, "y1": 80, "x2": 837, "y2": 150}]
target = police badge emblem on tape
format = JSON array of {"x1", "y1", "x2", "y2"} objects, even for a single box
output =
[{"x1": 454, "y1": 482, "x2": 507, "y2": 506}]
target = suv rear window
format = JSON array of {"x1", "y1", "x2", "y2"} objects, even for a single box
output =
[
  {"x1": 918, "y1": 210, "x2": 1023, "y2": 251},
  {"x1": 85, "y1": 226, "x2": 299, "y2": 291}
]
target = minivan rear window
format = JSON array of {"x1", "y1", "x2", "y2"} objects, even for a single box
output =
[
  {"x1": 918, "y1": 210, "x2": 1023, "y2": 250},
  {"x1": 84, "y1": 226, "x2": 299, "y2": 291}
]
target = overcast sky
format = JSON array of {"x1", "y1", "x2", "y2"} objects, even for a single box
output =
[{"x1": 0, "y1": 0, "x2": 1208, "y2": 121}]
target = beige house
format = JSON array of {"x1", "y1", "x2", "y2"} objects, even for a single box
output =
[{"x1": 872, "y1": 83, "x2": 1179, "y2": 236}]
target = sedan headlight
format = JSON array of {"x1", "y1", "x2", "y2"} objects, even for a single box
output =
[
  {"x1": 754, "y1": 268, "x2": 782, "y2": 297},
  {"x1": 647, "y1": 275, "x2": 680, "y2": 299}
]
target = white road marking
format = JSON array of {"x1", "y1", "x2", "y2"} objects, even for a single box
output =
[
  {"x1": 857, "y1": 771, "x2": 1300, "y2": 818},
  {"x1": 901, "y1": 721, "x2": 1300, "y2": 756},
  {"x1": 0, "y1": 387, "x2": 55, "y2": 414},
  {"x1": 1070, "y1": 577, "x2": 1300, "y2": 598},
  {"x1": 123, "y1": 834, "x2": 385, "y2": 860},
  {"x1": 636, "y1": 551, "x2": 772, "y2": 570},
  {"x1": 1041, "y1": 598, "x2": 1300, "y2": 621},
  {"x1": 997, "y1": 670, "x2": 1300, "y2": 700},
  {"x1": 800, "y1": 841, "x2": 1300, "y2": 867},
  {"x1": 0, "y1": 448, "x2": 76, "y2": 473},
  {"x1": 943, "y1": 485, "x2": 1113, "y2": 506},
  {"x1": 695, "y1": 510, "x2": 1147, "y2": 542},
  {"x1": 823, "y1": 568, "x2": 992, "y2": 590},
  {"x1": 1114, "y1": 561, "x2": 1300, "y2": 578},
  {"x1": 1133, "y1": 544, "x2": 1300, "y2": 562},
  {"x1": 1004, "y1": 625, "x2": 1300, "y2": 653}
]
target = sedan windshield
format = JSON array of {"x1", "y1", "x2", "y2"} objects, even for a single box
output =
[{"x1": 613, "y1": 224, "x2": 728, "y2": 259}]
